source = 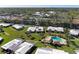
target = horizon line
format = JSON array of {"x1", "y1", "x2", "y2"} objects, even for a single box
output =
[{"x1": 0, "y1": 5, "x2": 79, "y2": 8}]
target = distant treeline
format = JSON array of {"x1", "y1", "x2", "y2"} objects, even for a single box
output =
[{"x1": 0, "y1": 8, "x2": 79, "y2": 14}]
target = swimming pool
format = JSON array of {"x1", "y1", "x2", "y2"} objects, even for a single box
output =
[{"x1": 51, "y1": 36, "x2": 61, "y2": 41}]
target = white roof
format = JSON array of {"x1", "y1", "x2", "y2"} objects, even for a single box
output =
[
  {"x1": 47, "y1": 26, "x2": 64, "y2": 32},
  {"x1": 56, "y1": 27, "x2": 64, "y2": 32},
  {"x1": 34, "y1": 12, "x2": 41, "y2": 16},
  {"x1": 47, "y1": 26, "x2": 56, "y2": 31},
  {"x1": 0, "y1": 23, "x2": 11, "y2": 27},
  {"x1": 45, "y1": 14, "x2": 50, "y2": 17},
  {"x1": 15, "y1": 42, "x2": 34, "y2": 54},
  {"x1": 27, "y1": 27, "x2": 36, "y2": 32},
  {"x1": 0, "y1": 37, "x2": 3, "y2": 41},
  {"x1": 35, "y1": 48, "x2": 68, "y2": 54},
  {"x1": 36, "y1": 26, "x2": 44, "y2": 32},
  {"x1": 35, "y1": 12, "x2": 40, "y2": 14},
  {"x1": 27, "y1": 26, "x2": 44, "y2": 32},
  {"x1": 12, "y1": 24, "x2": 24, "y2": 29},
  {"x1": 48, "y1": 11, "x2": 56, "y2": 14},
  {"x1": 35, "y1": 48, "x2": 53, "y2": 54},
  {"x1": 1, "y1": 39, "x2": 23, "y2": 51},
  {"x1": 69, "y1": 29, "x2": 79, "y2": 36}
]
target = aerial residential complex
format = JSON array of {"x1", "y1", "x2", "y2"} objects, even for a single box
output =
[{"x1": 0, "y1": 8, "x2": 79, "y2": 54}]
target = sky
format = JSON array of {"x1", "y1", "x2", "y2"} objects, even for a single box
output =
[
  {"x1": 0, "y1": 0, "x2": 79, "y2": 5},
  {"x1": 0, "y1": 5, "x2": 79, "y2": 8}
]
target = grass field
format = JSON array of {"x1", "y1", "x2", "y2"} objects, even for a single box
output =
[{"x1": 0, "y1": 26, "x2": 79, "y2": 54}]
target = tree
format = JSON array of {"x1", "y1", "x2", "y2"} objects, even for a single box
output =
[{"x1": 68, "y1": 10, "x2": 78, "y2": 28}]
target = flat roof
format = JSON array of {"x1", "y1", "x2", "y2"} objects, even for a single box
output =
[
  {"x1": 47, "y1": 26, "x2": 64, "y2": 32},
  {"x1": 36, "y1": 26, "x2": 44, "y2": 32},
  {"x1": 0, "y1": 23, "x2": 11, "y2": 27},
  {"x1": 52, "y1": 49, "x2": 68, "y2": 54},
  {"x1": 27, "y1": 26, "x2": 44, "y2": 32},
  {"x1": 1, "y1": 38, "x2": 23, "y2": 51},
  {"x1": 35, "y1": 48, "x2": 53, "y2": 54},
  {"x1": 35, "y1": 48, "x2": 68, "y2": 54},
  {"x1": 15, "y1": 42, "x2": 34, "y2": 54},
  {"x1": 27, "y1": 27, "x2": 36, "y2": 32},
  {"x1": 12, "y1": 24, "x2": 24, "y2": 29},
  {"x1": 69, "y1": 29, "x2": 79, "y2": 35}
]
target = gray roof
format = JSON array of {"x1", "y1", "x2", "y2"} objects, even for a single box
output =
[
  {"x1": 69, "y1": 29, "x2": 79, "y2": 36},
  {"x1": 1, "y1": 38, "x2": 23, "y2": 51},
  {"x1": 15, "y1": 42, "x2": 34, "y2": 54}
]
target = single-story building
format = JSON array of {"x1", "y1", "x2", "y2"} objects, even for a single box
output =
[
  {"x1": 12, "y1": 24, "x2": 24, "y2": 30},
  {"x1": 1, "y1": 38, "x2": 23, "y2": 53},
  {"x1": 15, "y1": 42, "x2": 35, "y2": 54},
  {"x1": 35, "y1": 48, "x2": 68, "y2": 54},
  {"x1": 69, "y1": 29, "x2": 79, "y2": 36},
  {"x1": 0, "y1": 37, "x2": 3, "y2": 43},
  {"x1": 27, "y1": 26, "x2": 44, "y2": 32},
  {"x1": 0, "y1": 23, "x2": 11, "y2": 27},
  {"x1": 47, "y1": 26, "x2": 64, "y2": 32}
]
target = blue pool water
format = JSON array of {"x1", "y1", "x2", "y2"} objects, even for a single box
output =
[{"x1": 51, "y1": 36, "x2": 61, "y2": 41}]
